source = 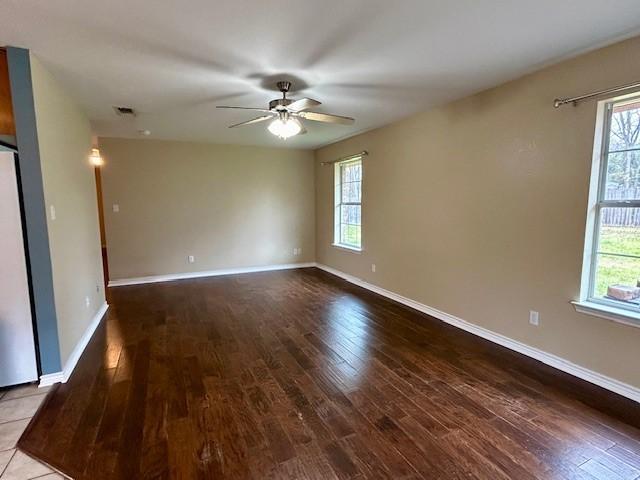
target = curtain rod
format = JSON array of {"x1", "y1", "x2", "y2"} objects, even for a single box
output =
[
  {"x1": 554, "y1": 81, "x2": 640, "y2": 108},
  {"x1": 320, "y1": 151, "x2": 368, "y2": 166}
]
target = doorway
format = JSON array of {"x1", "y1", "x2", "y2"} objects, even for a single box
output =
[{"x1": 94, "y1": 165, "x2": 109, "y2": 292}]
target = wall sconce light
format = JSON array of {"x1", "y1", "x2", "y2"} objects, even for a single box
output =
[{"x1": 89, "y1": 148, "x2": 104, "y2": 167}]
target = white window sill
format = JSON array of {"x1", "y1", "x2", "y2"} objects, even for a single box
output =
[
  {"x1": 332, "y1": 243, "x2": 362, "y2": 253},
  {"x1": 572, "y1": 300, "x2": 640, "y2": 328}
]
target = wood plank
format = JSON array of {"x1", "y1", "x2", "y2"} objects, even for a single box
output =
[{"x1": 16, "y1": 268, "x2": 640, "y2": 479}]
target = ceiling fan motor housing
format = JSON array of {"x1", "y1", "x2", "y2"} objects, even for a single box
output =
[
  {"x1": 269, "y1": 98, "x2": 293, "y2": 111},
  {"x1": 270, "y1": 81, "x2": 294, "y2": 110}
]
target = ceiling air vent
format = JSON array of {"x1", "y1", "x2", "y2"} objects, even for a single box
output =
[{"x1": 113, "y1": 106, "x2": 137, "y2": 116}]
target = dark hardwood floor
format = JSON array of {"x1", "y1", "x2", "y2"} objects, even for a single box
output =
[{"x1": 19, "y1": 267, "x2": 640, "y2": 479}]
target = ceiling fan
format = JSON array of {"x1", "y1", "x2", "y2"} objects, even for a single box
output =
[{"x1": 217, "y1": 81, "x2": 355, "y2": 139}]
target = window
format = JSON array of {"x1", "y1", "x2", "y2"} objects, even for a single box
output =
[
  {"x1": 579, "y1": 94, "x2": 640, "y2": 320},
  {"x1": 334, "y1": 157, "x2": 362, "y2": 250}
]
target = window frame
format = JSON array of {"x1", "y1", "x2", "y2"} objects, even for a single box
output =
[
  {"x1": 576, "y1": 92, "x2": 640, "y2": 325},
  {"x1": 333, "y1": 157, "x2": 363, "y2": 251}
]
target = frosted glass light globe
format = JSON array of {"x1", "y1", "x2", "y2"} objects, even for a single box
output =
[{"x1": 268, "y1": 118, "x2": 302, "y2": 139}]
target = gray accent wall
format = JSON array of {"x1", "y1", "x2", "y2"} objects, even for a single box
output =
[{"x1": 6, "y1": 47, "x2": 61, "y2": 375}]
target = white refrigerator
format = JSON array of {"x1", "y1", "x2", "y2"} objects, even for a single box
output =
[{"x1": 0, "y1": 151, "x2": 38, "y2": 386}]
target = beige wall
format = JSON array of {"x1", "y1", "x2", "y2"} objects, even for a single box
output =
[
  {"x1": 30, "y1": 55, "x2": 105, "y2": 366},
  {"x1": 315, "y1": 36, "x2": 640, "y2": 388},
  {"x1": 98, "y1": 138, "x2": 315, "y2": 280}
]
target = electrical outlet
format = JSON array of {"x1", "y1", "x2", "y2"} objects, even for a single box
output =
[
  {"x1": 85, "y1": 296, "x2": 91, "y2": 308},
  {"x1": 529, "y1": 310, "x2": 539, "y2": 326},
  {"x1": 112, "y1": 204, "x2": 120, "y2": 212},
  {"x1": 188, "y1": 255, "x2": 195, "y2": 263},
  {"x1": 293, "y1": 248, "x2": 300, "y2": 256},
  {"x1": 371, "y1": 264, "x2": 376, "y2": 272},
  {"x1": 50, "y1": 205, "x2": 56, "y2": 220}
]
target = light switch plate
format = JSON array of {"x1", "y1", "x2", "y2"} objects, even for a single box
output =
[
  {"x1": 113, "y1": 204, "x2": 120, "y2": 212},
  {"x1": 529, "y1": 310, "x2": 539, "y2": 326}
]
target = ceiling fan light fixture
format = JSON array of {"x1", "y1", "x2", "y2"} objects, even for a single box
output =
[
  {"x1": 218, "y1": 80, "x2": 355, "y2": 136},
  {"x1": 268, "y1": 117, "x2": 302, "y2": 139}
]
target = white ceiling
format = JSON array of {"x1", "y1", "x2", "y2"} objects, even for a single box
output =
[{"x1": 2, "y1": 1, "x2": 640, "y2": 149}]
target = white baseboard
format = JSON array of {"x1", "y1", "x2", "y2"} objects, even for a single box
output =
[
  {"x1": 39, "y1": 302, "x2": 109, "y2": 388},
  {"x1": 315, "y1": 263, "x2": 640, "y2": 404},
  {"x1": 38, "y1": 372, "x2": 63, "y2": 387},
  {"x1": 108, "y1": 262, "x2": 317, "y2": 287}
]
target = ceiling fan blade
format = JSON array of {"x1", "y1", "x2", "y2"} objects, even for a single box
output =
[
  {"x1": 286, "y1": 98, "x2": 321, "y2": 112},
  {"x1": 217, "y1": 106, "x2": 272, "y2": 113},
  {"x1": 298, "y1": 111, "x2": 355, "y2": 125},
  {"x1": 228, "y1": 115, "x2": 274, "y2": 128}
]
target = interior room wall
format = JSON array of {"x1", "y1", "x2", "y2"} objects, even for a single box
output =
[
  {"x1": 30, "y1": 54, "x2": 105, "y2": 367},
  {"x1": 98, "y1": 137, "x2": 315, "y2": 281},
  {"x1": 315, "y1": 35, "x2": 640, "y2": 389}
]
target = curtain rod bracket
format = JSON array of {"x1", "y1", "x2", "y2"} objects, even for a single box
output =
[{"x1": 321, "y1": 150, "x2": 368, "y2": 166}]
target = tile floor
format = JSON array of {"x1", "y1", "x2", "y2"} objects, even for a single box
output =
[{"x1": 0, "y1": 384, "x2": 67, "y2": 479}]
